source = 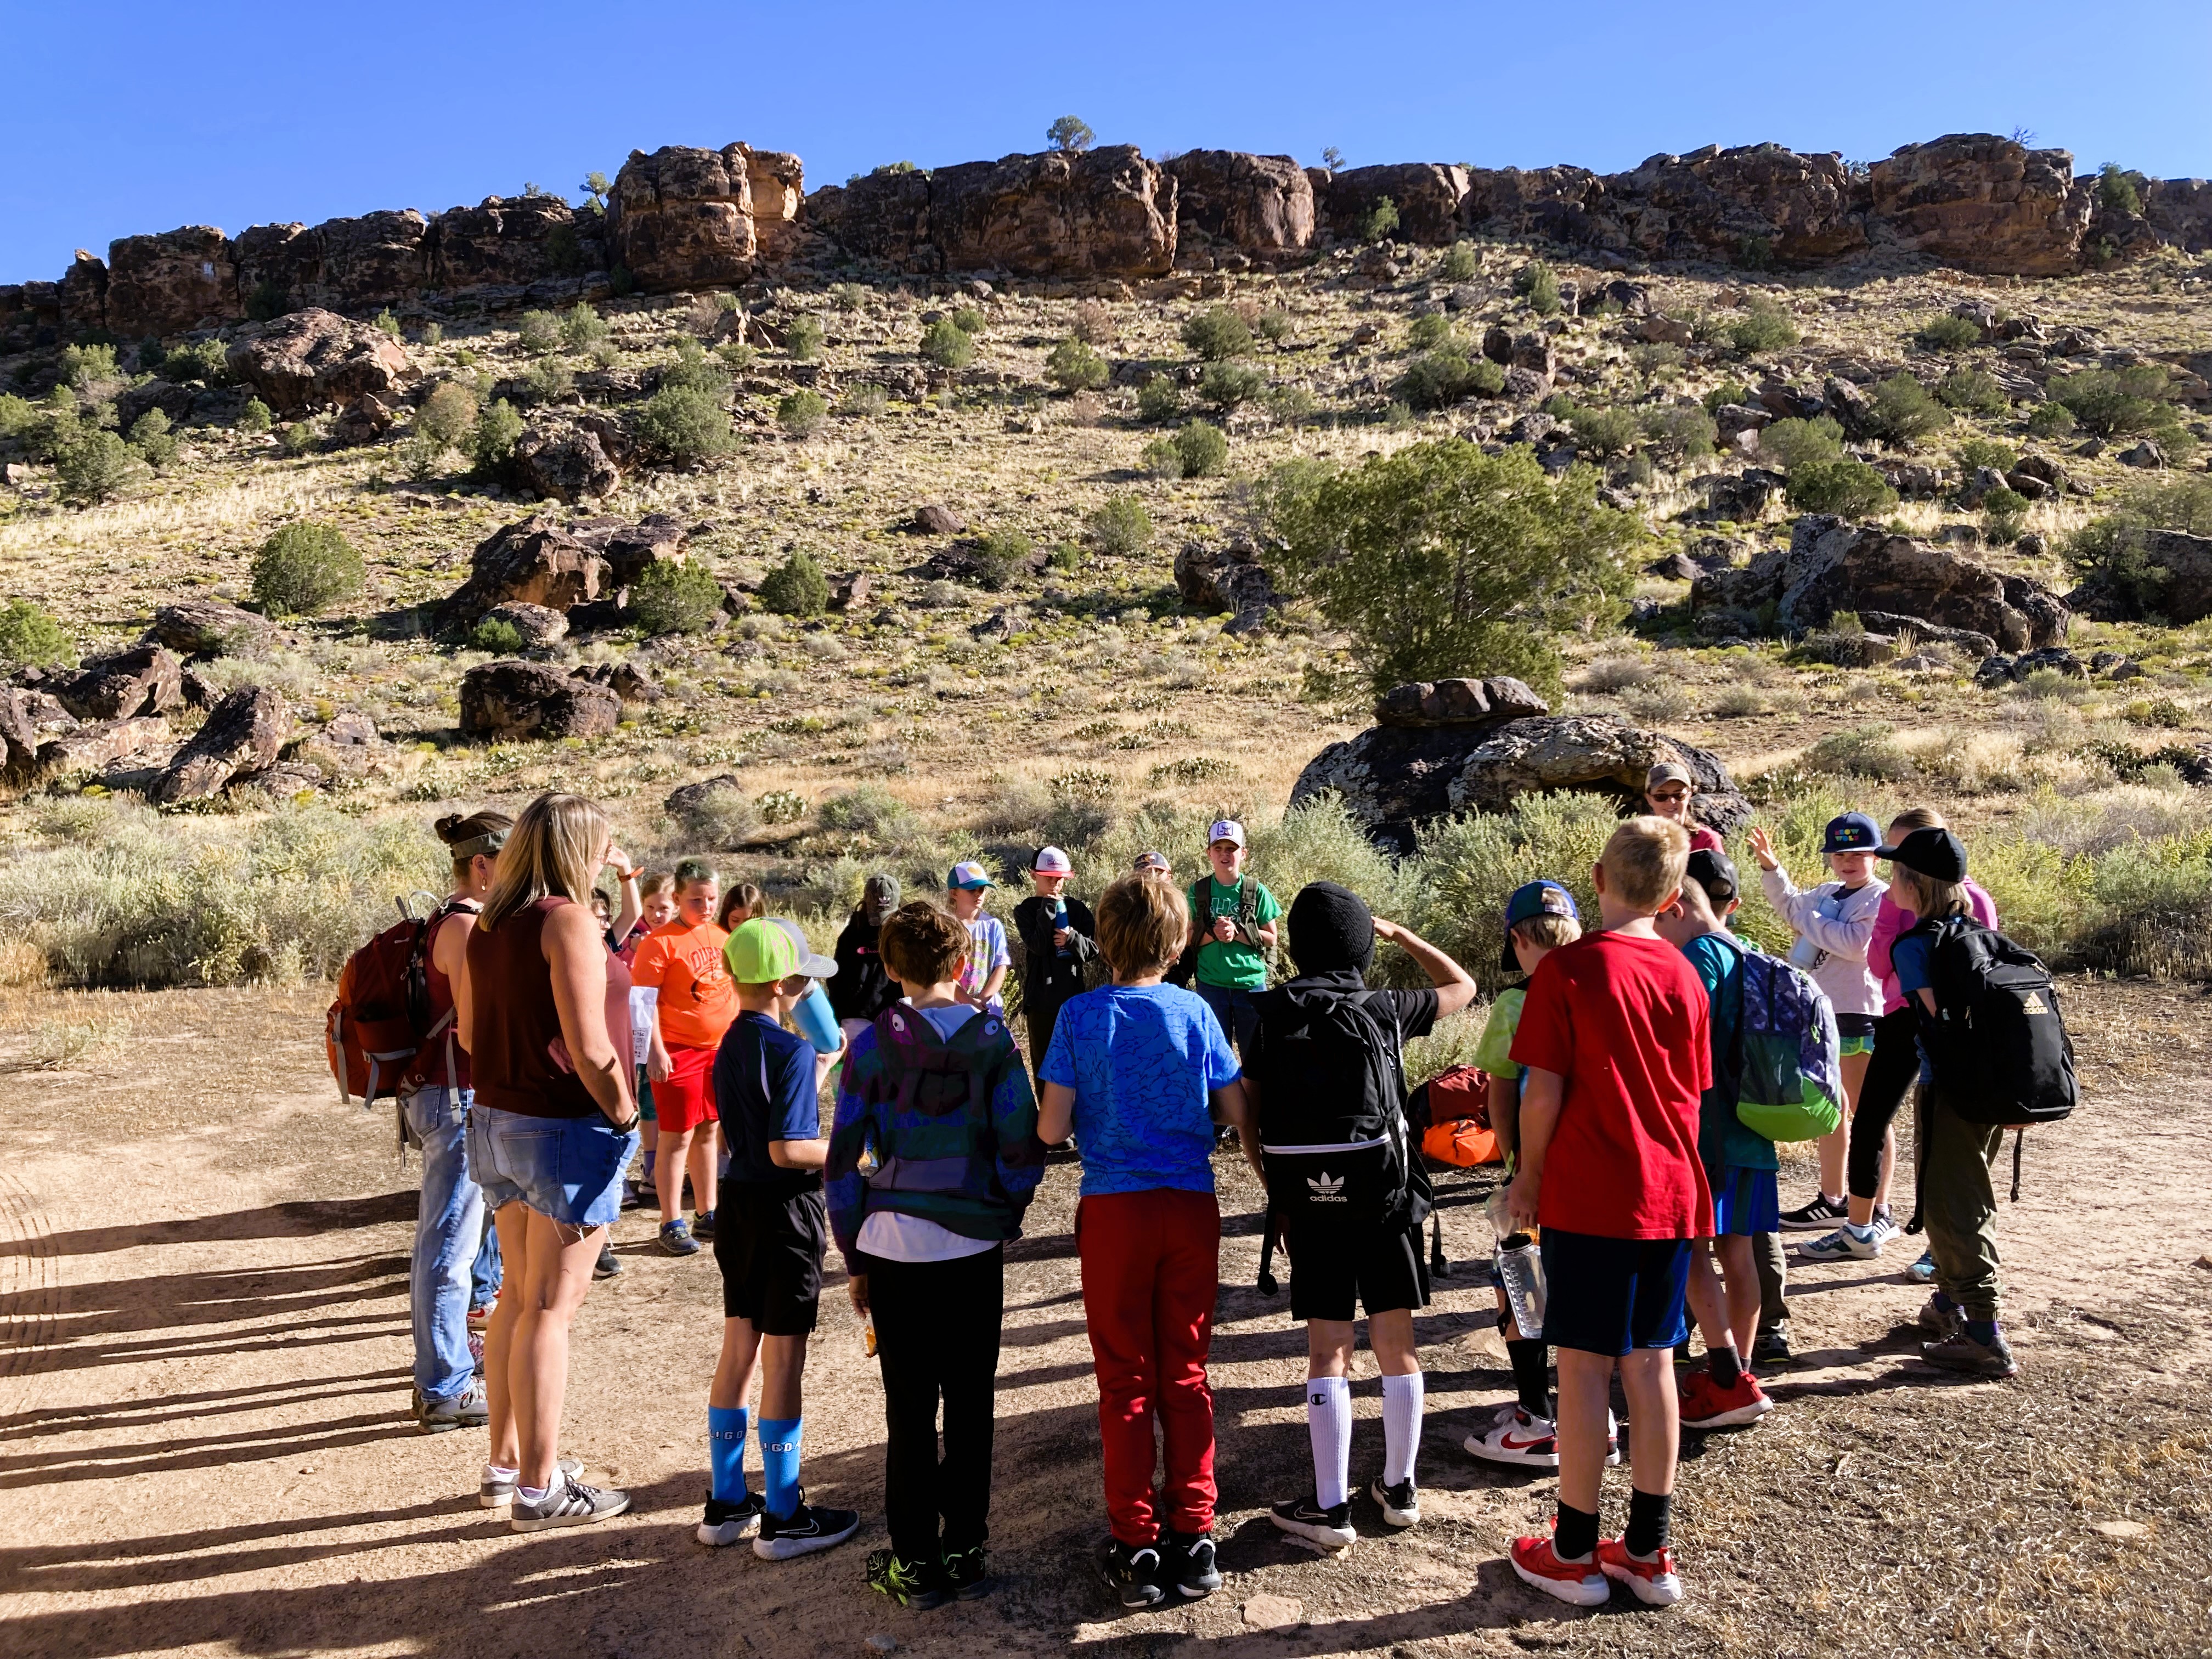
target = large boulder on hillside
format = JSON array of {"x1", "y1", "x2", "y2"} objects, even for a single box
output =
[
  {"x1": 928, "y1": 146, "x2": 1177, "y2": 276},
  {"x1": 225, "y1": 308, "x2": 414, "y2": 414},
  {"x1": 459, "y1": 661, "x2": 622, "y2": 741},
  {"x1": 141, "y1": 599, "x2": 280, "y2": 659},
  {"x1": 32, "y1": 715, "x2": 172, "y2": 786},
  {"x1": 1291, "y1": 678, "x2": 1748, "y2": 851},
  {"x1": 508, "y1": 418, "x2": 620, "y2": 504},
  {"x1": 1608, "y1": 145, "x2": 1867, "y2": 264},
  {"x1": 55, "y1": 645, "x2": 183, "y2": 721},
  {"x1": 606, "y1": 144, "x2": 760, "y2": 291},
  {"x1": 1325, "y1": 163, "x2": 1470, "y2": 244},
  {"x1": 429, "y1": 195, "x2": 598, "y2": 292},
  {"x1": 1164, "y1": 151, "x2": 1316, "y2": 259},
  {"x1": 1173, "y1": 540, "x2": 1281, "y2": 635},
  {"x1": 441, "y1": 515, "x2": 612, "y2": 628},
  {"x1": 313, "y1": 210, "x2": 430, "y2": 307},
  {"x1": 105, "y1": 225, "x2": 240, "y2": 337},
  {"x1": 1866, "y1": 134, "x2": 2091, "y2": 275},
  {"x1": 2070, "y1": 527, "x2": 2212, "y2": 624},
  {"x1": 1692, "y1": 516, "x2": 2070, "y2": 651},
  {"x1": 153, "y1": 685, "x2": 291, "y2": 802},
  {"x1": 569, "y1": 513, "x2": 687, "y2": 589},
  {"x1": 745, "y1": 150, "x2": 807, "y2": 263}
]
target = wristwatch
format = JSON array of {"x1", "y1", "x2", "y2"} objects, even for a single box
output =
[{"x1": 611, "y1": 1111, "x2": 641, "y2": 1133}]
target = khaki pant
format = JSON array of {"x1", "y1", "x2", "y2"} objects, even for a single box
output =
[
  {"x1": 1754, "y1": 1230, "x2": 1788, "y2": 1331},
  {"x1": 1917, "y1": 1084, "x2": 2004, "y2": 1323}
]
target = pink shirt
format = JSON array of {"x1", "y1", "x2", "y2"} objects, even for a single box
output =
[{"x1": 1867, "y1": 880, "x2": 1997, "y2": 1013}]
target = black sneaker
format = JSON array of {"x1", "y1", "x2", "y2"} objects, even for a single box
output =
[
  {"x1": 696, "y1": 1489, "x2": 766, "y2": 1547},
  {"x1": 1269, "y1": 1493, "x2": 1356, "y2": 1550},
  {"x1": 753, "y1": 1491, "x2": 861, "y2": 1560},
  {"x1": 1163, "y1": 1529, "x2": 1221, "y2": 1599},
  {"x1": 593, "y1": 1242, "x2": 622, "y2": 1279},
  {"x1": 1753, "y1": 1323, "x2": 1794, "y2": 1368},
  {"x1": 1371, "y1": 1476, "x2": 1420, "y2": 1529},
  {"x1": 866, "y1": 1547, "x2": 948, "y2": 1609},
  {"x1": 692, "y1": 1209, "x2": 717, "y2": 1242},
  {"x1": 1780, "y1": 1193, "x2": 1848, "y2": 1231},
  {"x1": 1094, "y1": 1538, "x2": 1166, "y2": 1608},
  {"x1": 941, "y1": 1543, "x2": 994, "y2": 1600},
  {"x1": 1922, "y1": 1328, "x2": 2018, "y2": 1379}
]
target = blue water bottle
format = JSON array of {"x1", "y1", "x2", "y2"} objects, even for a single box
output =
[{"x1": 792, "y1": 981, "x2": 841, "y2": 1054}]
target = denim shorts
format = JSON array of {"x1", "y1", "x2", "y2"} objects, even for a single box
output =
[{"x1": 469, "y1": 1105, "x2": 636, "y2": 1231}]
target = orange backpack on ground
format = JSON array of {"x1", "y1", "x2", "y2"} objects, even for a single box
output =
[{"x1": 1412, "y1": 1064, "x2": 1502, "y2": 1167}]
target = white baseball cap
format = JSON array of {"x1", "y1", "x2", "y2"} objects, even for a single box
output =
[
  {"x1": 1207, "y1": 819, "x2": 1246, "y2": 849},
  {"x1": 1031, "y1": 845, "x2": 1073, "y2": 874}
]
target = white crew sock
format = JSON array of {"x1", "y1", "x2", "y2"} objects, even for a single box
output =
[
  {"x1": 1380, "y1": 1370, "x2": 1425, "y2": 1487},
  {"x1": 1305, "y1": 1375, "x2": 1352, "y2": 1509}
]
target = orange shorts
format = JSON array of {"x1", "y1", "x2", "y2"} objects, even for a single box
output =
[{"x1": 656, "y1": 1043, "x2": 720, "y2": 1135}]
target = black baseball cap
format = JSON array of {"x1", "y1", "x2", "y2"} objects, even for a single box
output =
[
  {"x1": 1876, "y1": 826, "x2": 1967, "y2": 883},
  {"x1": 1684, "y1": 848, "x2": 1739, "y2": 905}
]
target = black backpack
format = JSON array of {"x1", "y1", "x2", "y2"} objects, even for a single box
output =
[
  {"x1": 1254, "y1": 987, "x2": 1425, "y2": 1229},
  {"x1": 1908, "y1": 915, "x2": 2078, "y2": 1211}
]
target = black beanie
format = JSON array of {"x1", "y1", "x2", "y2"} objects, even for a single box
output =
[{"x1": 1288, "y1": 881, "x2": 1374, "y2": 977}]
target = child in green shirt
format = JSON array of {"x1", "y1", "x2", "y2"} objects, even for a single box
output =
[
  {"x1": 1462, "y1": 880, "x2": 1590, "y2": 1472},
  {"x1": 1180, "y1": 819, "x2": 1280, "y2": 1056}
]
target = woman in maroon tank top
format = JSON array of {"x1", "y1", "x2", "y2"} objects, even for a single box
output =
[{"x1": 457, "y1": 792, "x2": 640, "y2": 1532}]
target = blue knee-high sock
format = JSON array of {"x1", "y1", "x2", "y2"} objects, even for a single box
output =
[
  {"x1": 760, "y1": 1416, "x2": 803, "y2": 1519},
  {"x1": 708, "y1": 1406, "x2": 749, "y2": 1503}
]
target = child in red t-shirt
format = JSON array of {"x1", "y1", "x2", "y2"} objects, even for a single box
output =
[{"x1": 1502, "y1": 816, "x2": 1711, "y2": 1611}]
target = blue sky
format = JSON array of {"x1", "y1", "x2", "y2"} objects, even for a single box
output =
[{"x1": 5, "y1": 0, "x2": 2208, "y2": 282}]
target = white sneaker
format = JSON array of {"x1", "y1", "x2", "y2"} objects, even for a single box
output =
[
  {"x1": 1798, "y1": 1223, "x2": 1881, "y2": 1262},
  {"x1": 1462, "y1": 1403, "x2": 1621, "y2": 1469},
  {"x1": 479, "y1": 1457, "x2": 582, "y2": 1508},
  {"x1": 510, "y1": 1471, "x2": 630, "y2": 1532},
  {"x1": 1869, "y1": 1208, "x2": 1902, "y2": 1245}
]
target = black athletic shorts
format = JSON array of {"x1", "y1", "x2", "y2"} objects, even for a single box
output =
[
  {"x1": 1285, "y1": 1217, "x2": 1431, "y2": 1323},
  {"x1": 714, "y1": 1182, "x2": 827, "y2": 1336}
]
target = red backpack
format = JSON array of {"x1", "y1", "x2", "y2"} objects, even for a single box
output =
[
  {"x1": 1411, "y1": 1064, "x2": 1502, "y2": 1167},
  {"x1": 326, "y1": 895, "x2": 470, "y2": 1105}
]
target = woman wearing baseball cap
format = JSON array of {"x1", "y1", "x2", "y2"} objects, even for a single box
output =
[{"x1": 1643, "y1": 763, "x2": 1722, "y2": 855}]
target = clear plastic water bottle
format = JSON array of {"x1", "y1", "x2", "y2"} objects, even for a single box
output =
[
  {"x1": 1495, "y1": 1234, "x2": 1547, "y2": 1339},
  {"x1": 854, "y1": 1302, "x2": 877, "y2": 1358}
]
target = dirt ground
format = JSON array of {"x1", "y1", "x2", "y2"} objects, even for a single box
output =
[{"x1": 2, "y1": 977, "x2": 2209, "y2": 1659}]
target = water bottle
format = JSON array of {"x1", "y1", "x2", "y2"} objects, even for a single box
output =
[
  {"x1": 792, "y1": 981, "x2": 841, "y2": 1054},
  {"x1": 1495, "y1": 1234, "x2": 1547, "y2": 1340},
  {"x1": 1053, "y1": 894, "x2": 1071, "y2": 958},
  {"x1": 854, "y1": 1302, "x2": 877, "y2": 1358}
]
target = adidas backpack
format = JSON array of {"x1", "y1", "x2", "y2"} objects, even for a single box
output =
[
  {"x1": 1254, "y1": 986, "x2": 1424, "y2": 1228},
  {"x1": 325, "y1": 893, "x2": 464, "y2": 1107},
  {"x1": 1912, "y1": 917, "x2": 2078, "y2": 1130}
]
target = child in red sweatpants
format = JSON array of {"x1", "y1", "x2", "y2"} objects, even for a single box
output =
[{"x1": 1036, "y1": 873, "x2": 1260, "y2": 1610}]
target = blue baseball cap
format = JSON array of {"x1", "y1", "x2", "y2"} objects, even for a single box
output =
[
  {"x1": 1502, "y1": 879, "x2": 1579, "y2": 969},
  {"x1": 1823, "y1": 812, "x2": 1883, "y2": 855}
]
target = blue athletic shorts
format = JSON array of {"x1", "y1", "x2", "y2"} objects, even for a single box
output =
[
  {"x1": 1707, "y1": 1164, "x2": 1781, "y2": 1237},
  {"x1": 1537, "y1": 1229, "x2": 1692, "y2": 1356}
]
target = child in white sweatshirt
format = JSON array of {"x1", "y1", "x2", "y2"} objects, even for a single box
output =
[{"x1": 1746, "y1": 811, "x2": 1887, "y2": 1235}]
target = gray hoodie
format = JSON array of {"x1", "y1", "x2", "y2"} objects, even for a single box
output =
[{"x1": 1758, "y1": 868, "x2": 1886, "y2": 1019}]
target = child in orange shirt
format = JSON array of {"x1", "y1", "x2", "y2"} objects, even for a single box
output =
[{"x1": 632, "y1": 858, "x2": 741, "y2": 1255}]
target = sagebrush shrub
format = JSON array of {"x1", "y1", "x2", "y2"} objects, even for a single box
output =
[
  {"x1": 0, "y1": 600, "x2": 72, "y2": 667},
  {"x1": 1361, "y1": 197, "x2": 1400, "y2": 242},
  {"x1": 1867, "y1": 374, "x2": 1951, "y2": 445},
  {"x1": 973, "y1": 528, "x2": 1034, "y2": 590},
  {"x1": 1137, "y1": 375, "x2": 1183, "y2": 424},
  {"x1": 632, "y1": 560, "x2": 725, "y2": 634},
  {"x1": 470, "y1": 398, "x2": 524, "y2": 470},
  {"x1": 560, "y1": 303, "x2": 607, "y2": 352},
  {"x1": 777, "y1": 388, "x2": 828, "y2": 437},
  {"x1": 516, "y1": 309, "x2": 562, "y2": 354},
  {"x1": 1046, "y1": 336, "x2": 1110, "y2": 392},
  {"x1": 1727, "y1": 296, "x2": 1799, "y2": 353},
  {"x1": 1919, "y1": 313, "x2": 1984, "y2": 351},
  {"x1": 128, "y1": 408, "x2": 177, "y2": 471},
  {"x1": 785, "y1": 315, "x2": 824, "y2": 360},
  {"x1": 162, "y1": 339, "x2": 230, "y2": 386},
  {"x1": 521, "y1": 359, "x2": 573, "y2": 405},
  {"x1": 1956, "y1": 436, "x2": 2019, "y2": 473},
  {"x1": 1171, "y1": 419, "x2": 1229, "y2": 478},
  {"x1": 1568, "y1": 404, "x2": 1640, "y2": 458},
  {"x1": 1937, "y1": 368, "x2": 2008, "y2": 416},
  {"x1": 2049, "y1": 365, "x2": 2177, "y2": 437},
  {"x1": 1254, "y1": 309, "x2": 1292, "y2": 344},
  {"x1": 1398, "y1": 351, "x2": 1500, "y2": 410},
  {"x1": 920, "y1": 319, "x2": 975, "y2": 369},
  {"x1": 252, "y1": 522, "x2": 364, "y2": 617},
  {"x1": 415, "y1": 382, "x2": 478, "y2": 446},
  {"x1": 55, "y1": 430, "x2": 137, "y2": 505},
  {"x1": 1785, "y1": 456, "x2": 1898, "y2": 516},
  {"x1": 1516, "y1": 262, "x2": 1560, "y2": 316},
  {"x1": 1200, "y1": 361, "x2": 1265, "y2": 411},
  {"x1": 839, "y1": 383, "x2": 889, "y2": 418},
  {"x1": 1406, "y1": 313, "x2": 1453, "y2": 351},
  {"x1": 1441, "y1": 241, "x2": 1479, "y2": 281},
  {"x1": 1642, "y1": 404, "x2": 1717, "y2": 459},
  {"x1": 1758, "y1": 415, "x2": 1844, "y2": 470},
  {"x1": 2025, "y1": 402, "x2": 2078, "y2": 438},
  {"x1": 60, "y1": 343, "x2": 118, "y2": 389},
  {"x1": 636, "y1": 384, "x2": 735, "y2": 464},
  {"x1": 1181, "y1": 307, "x2": 1251, "y2": 362},
  {"x1": 1086, "y1": 494, "x2": 1153, "y2": 556},
  {"x1": 237, "y1": 397, "x2": 273, "y2": 435},
  {"x1": 759, "y1": 551, "x2": 830, "y2": 617},
  {"x1": 471, "y1": 617, "x2": 523, "y2": 653},
  {"x1": 950, "y1": 308, "x2": 986, "y2": 335}
]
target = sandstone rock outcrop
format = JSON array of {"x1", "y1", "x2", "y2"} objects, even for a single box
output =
[
  {"x1": 1325, "y1": 164, "x2": 1470, "y2": 244},
  {"x1": 459, "y1": 661, "x2": 622, "y2": 741},
  {"x1": 1606, "y1": 145, "x2": 1866, "y2": 263},
  {"x1": 59, "y1": 251, "x2": 108, "y2": 334},
  {"x1": 478, "y1": 601, "x2": 569, "y2": 648},
  {"x1": 56, "y1": 646, "x2": 184, "y2": 722},
  {"x1": 507, "y1": 418, "x2": 621, "y2": 504},
  {"x1": 442, "y1": 516, "x2": 611, "y2": 627},
  {"x1": 232, "y1": 222, "x2": 322, "y2": 314},
  {"x1": 142, "y1": 600, "x2": 279, "y2": 659},
  {"x1": 1173, "y1": 540, "x2": 1282, "y2": 635},
  {"x1": 153, "y1": 685, "x2": 291, "y2": 802},
  {"x1": 1290, "y1": 677, "x2": 1748, "y2": 851},
  {"x1": 1164, "y1": 152, "x2": 1315, "y2": 261},
  {"x1": 105, "y1": 226, "x2": 239, "y2": 337},
  {"x1": 315, "y1": 210, "x2": 430, "y2": 307},
  {"x1": 430, "y1": 195, "x2": 598, "y2": 294},
  {"x1": 1866, "y1": 134, "x2": 2091, "y2": 276},
  {"x1": 225, "y1": 308, "x2": 414, "y2": 414},
  {"x1": 607, "y1": 145, "x2": 761, "y2": 291}
]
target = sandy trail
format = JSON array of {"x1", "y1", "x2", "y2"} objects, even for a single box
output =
[{"x1": 1, "y1": 979, "x2": 2208, "y2": 1659}]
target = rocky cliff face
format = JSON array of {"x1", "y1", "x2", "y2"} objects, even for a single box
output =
[{"x1": 15, "y1": 129, "x2": 2211, "y2": 342}]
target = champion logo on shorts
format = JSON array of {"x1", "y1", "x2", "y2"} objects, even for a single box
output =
[{"x1": 1307, "y1": 1171, "x2": 1346, "y2": 1201}]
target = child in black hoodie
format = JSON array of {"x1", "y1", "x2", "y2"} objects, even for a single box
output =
[
  {"x1": 1009, "y1": 847, "x2": 1097, "y2": 1076},
  {"x1": 831, "y1": 875, "x2": 905, "y2": 1049}
]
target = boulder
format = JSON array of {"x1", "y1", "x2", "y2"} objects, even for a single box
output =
[
  {"x1": 1646, "y1": 551, "x2": 1703, "y2": 582},
  {"x1": 569, "y1": 661, "x2": 662, "y2": 704},
  {"x1": 478, "y1": 601, "x2": 569, "y2": 648},
  {"x1": 665, "y1": 773, "x2": 745, "y2": 822},
  {"x1": 225, "y1": 308, "x2": 414, "y2": 415},
  {"x1": 1691, "y1": 470, "x2": 1784, "y2": 521},
  {"x1": 1165, "y1": 151, "x2": 1316, "y2": 259},
  {"x1": 1767, "y1": 515, "x2": 2069, "y2": 650},
  {"x1": 2012, "y1": 646, "x2": 2087, "y2": 680},
  {"x1": 152, "y1": 685, "x2": 291, "y2": 802},
  {"x1": 1974, "y1": 655, "x2": 2017, "y2": 687},
  {"x1": 329, "y1": 393, "x2": 397, "y2": 447},
  {"x1": 746, "y1": 150, "x2": 807, "y2": 263},
  {"x1": 1713, "y1": 403, "x2": 1771, "y2": 443},
  {"x1": 1865, "y1": 134, "x2": 2091, "y2": 276},
  {"x1": 911, "y1": 502, "x2": 966, "y2": 536},
  {"x1": 2118, "y1": 440, "x2": 2168, "y2": 469},
  {"x1": 428, "y1": 195, "x2": 596, "y2": 292},
  {"x1": 32, "y1": 715, "x2": 171, "y2": 785},
  {"x1": 442, "y1": 515, "x2": 612, "y2": 627},
  {"x1": 926, "y1": 146, "x2": 1177, "y2": 277},
  {"x1": 313, "y1": 210, "x2": 430, "y2": 307},
  {"x1": 606, "y1": 144, "x2": 760, "y2": 291},
  {"x1": 2097, "y1": 528, "x2": 2212, "y2": 623},
  {"x1": 1607, "y1": 144, "x2": 1866, "y2": 265},
  {"x1": 1853, "y1": 611, "x2": 1997, "y2": 658},
  {"x1": 829, "y1": 572, "x2": 872, "y2": 611},
  {"x1": 105, "y1": 225, "x2": 240, "y2": 337},
  {"x1": 1797, "y1": 629, "x2": 1899, "y2": 668},
  {"x1": 1292, "y1": 683, "x2": 1748, "y2": 852},
  {"x1": 508, "y1": 418, "x2": 620, "y2": 504},
  {"x1": 458, "y1": 661, "x2": 622, "y2": 741},
  {"x1": 1324, "y1": 164, "x2": 1469, "y2": 245},
  {"x1": 1756, "y1": 379, "x2": 1826, "y2": 421},
  {"x1": 568, "y1": 512, "x2": 687, "y2": 589},
  {"x1": 56, "y1": 645, "x2": 184, "y2": 721},
  {"x1": 1173, "y1": 540, "x2": 1281, "y2": 635},
  {"x1": 0, "y1": 687, "x2": 46, "y2": 782},
  {"x1": 226, "y1": 761, "x2": 325, "y2": 799},
  {"x1": 141, "y1": 599, "x2": 277, "y2": 659}
]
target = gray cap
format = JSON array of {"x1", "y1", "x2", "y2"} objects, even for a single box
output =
[
  {"x1": 862, "y1": 873, "x2": 900, "y2": 924},
  {"x1": 770, "y1": 916, "x2": 838, "y2": 979},
  {"x1": 1645, "y1": 760, "x2": 1695, "y2": 792}
]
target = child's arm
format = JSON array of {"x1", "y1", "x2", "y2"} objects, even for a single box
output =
[
  {"x1": 977, "y1": 922, "x2": 1011, "y2": 1004},
  {"x1": 1488, "y1": 1075, "x2": 1520, "y2": 1168},
  {"x1": 1504, "y1": 1066, "x2": 1564, "y2": 1231},
  {"x1": 1779, "y1": 879, "x2": 1876, "y2": 962},
  {"x1": 1373, "y1": 917, "x2": 1477, "y2": 1019},
  {"x1": 1213, "y1": 1076, "x2": 1266, "y2": 1184},
  {"x1": 1036, "y1": 1080, "x2": 1076, "y2": 1145}
]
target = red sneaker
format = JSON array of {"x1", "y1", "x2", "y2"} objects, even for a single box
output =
[
  {"x1": 1677, "y1": 1369, "x2": 1773, "y2": 1430},
  {"x1": 1509, "y1": 1535, "x2": 1609, "y2": 1607},
  {"x1": 1597, "y1": 1537, "x2": 1684, "y2": 1606}
]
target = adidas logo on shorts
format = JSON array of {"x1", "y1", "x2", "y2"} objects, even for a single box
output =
[{"x1": 1307, "y1": 1172, "x2": 1346, "y2": 1202}]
